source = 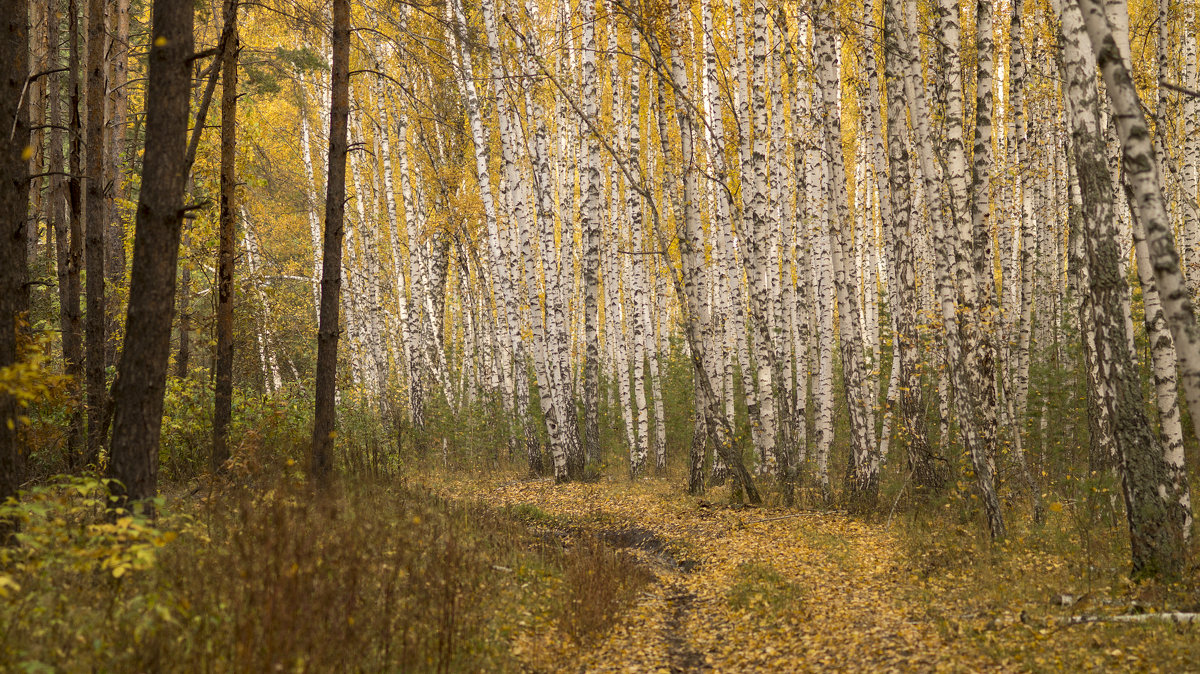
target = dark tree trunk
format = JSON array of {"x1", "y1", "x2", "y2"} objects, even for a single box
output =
[
  {"x1": 175, "y1": 235, "x2": 191, "y2": 379},
  {"x1": 46, "y1": 0, "x2": 85, "y2": 464},
  {"x1": 212, "y1": 0, "x2": 238, "y2": 473},
  {"x1": 84, "y1": 0, "x2": 107, "y2": 464},
  {"x1": 1, "y1": 0, "x2": 31, "y2": 517},
  {"x1": 175, "y1": 61, "x2": 206, "y2": 382},
  {"x1": 310, "y1": 0, "x2": 350, "y2": 484},
  {"x1": 27, "y1": 1, "x2": 45, "y2": 298},
  {"x1": 66, "y1": 0, "x2": 86, "y2": 467},
  {"x1": 104, "y1": 0, "x2": 130, "y2": 371},
  {"x1": 107, "y1": 0, "x2": 193, "y2": 508}
]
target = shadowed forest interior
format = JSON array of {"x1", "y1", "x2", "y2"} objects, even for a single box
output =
[{"x1": 3, "y1": 0, "x2": 1200, "y2": 669}]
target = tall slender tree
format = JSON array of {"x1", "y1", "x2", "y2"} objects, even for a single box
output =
[
  {"x1": 883, "y1": 0, "x2": 943, "y2": 492},
  {"x1": 212, "y1": 0, "x2": 239, "y2": 473},
  {"x1": 47, "y1": 0, "x2": 86, "y2": 464},
  {"x1": 579, "y1": 0, "x2": 601, "y2": 475},
  {"x1": 1057, "y1": 0, "x2": 1185, "y2": 576},
  {"x1": 1, "y1": 0, "x2": 31, "y2": 516},
  {"x1": 310, "y1": 0, "x2": 351, "y2": 483},
  {"x1": 107, "y1": 0, "x2": 194, "y2": 507},
  {"x1": 83, "y1": 0, "x2": 106, "y2": 463}
]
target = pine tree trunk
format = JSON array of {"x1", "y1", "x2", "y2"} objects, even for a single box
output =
[
  {"x1": 107, "y1": 0, "x2": 193, "y2": 507},
  {"x1": 105, "y1": 0, "x2": 130, "y2": 326},
  {"x1": 103, "y1": 0, "x2": 129, "y2": 366},
  {"x1": 47, "y1": 5, "x2": 86, "y2": 462},
  {"x1": 0, "y1": 0, "x2": 30, "y2": 516},
  {"x1": 67, "y1": 0, "x2": 86, "y2": 461},
  {"x1": 310, "y1": 0, "x2": 350, "y2": 484},
  {"x1": 84, "y1": 0, "x2": 108, "y2": 463},
  {"x1": 212, "y1": 0, "x2": 238, "y2": 473}
]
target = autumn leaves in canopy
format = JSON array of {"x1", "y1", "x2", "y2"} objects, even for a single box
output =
[{"x1": 2, "y1": 0, "x2": 1200, "y2": 579}]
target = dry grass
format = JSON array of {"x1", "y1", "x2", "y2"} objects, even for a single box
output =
[
  {"x1": 556, "y1": 534, "x2": 655, "y2": 642},
  {"x1": 892, "y1": 490, "x2": 1200, "y2": 672},
  {"x1": 0, "y1": 446, "x2": 653, "y2": 672}
]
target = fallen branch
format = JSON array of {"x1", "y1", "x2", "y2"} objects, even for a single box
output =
[
  {"x1": 743, "y1": 511, "x2": 842, "y2": 525},
  {"x1": 1060, "y1": 612, "x2": 1200, "y2": 626}
]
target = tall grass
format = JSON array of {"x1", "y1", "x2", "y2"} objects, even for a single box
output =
[{"x1": 0, "y1": 434, "x2": 652, "y2": 672}]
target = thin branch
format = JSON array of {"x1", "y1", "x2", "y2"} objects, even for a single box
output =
[
  {"x1": 27, "y1": 171, "x2": 77, "y2": 181},
  {"x1": 28, "y1": 67, "x2": 70, "y2": 82},
  {"x1": 183, "y1": 0, "x2": 240, "y2": 177},
  {"x1": 188, "y1": 47, "x2": 219, "y2": 63},
  {"x1": 349, "y1": 68, "x2": 403, "y2": 88},
  {"x1": 1059, "y1": 613, "x2": 1200, "y2": 626},
  {"x1": 1161, "y1": 80, "x2": 1200, "y2": 99}
]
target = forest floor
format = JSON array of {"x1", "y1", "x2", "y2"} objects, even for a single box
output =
[{"x1": 429, "y1": 470, "x2": 1200, "y2": 673}]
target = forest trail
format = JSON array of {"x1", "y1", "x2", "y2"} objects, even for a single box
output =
[{"x1": 436, "y1": 475, "x2": 1005, "y2": 673}]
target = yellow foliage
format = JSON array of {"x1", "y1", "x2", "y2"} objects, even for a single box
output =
[
  {"x1": 0, "y1": 476, "x2": 185, "y2": 585},
  {"x1": 0, "y1": 329, "x2": 69, "y2": 421}
]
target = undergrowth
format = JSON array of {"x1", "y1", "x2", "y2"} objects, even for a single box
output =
[
  {"x1": 893, "y1": 481, "x2": 1200, "y2": 671},
  {"x1": 0, "y1": 442, "x2": 652, "y2": 672},
  {"x1": 555, "y1": 535, "x2": 654, "y2": 643}
]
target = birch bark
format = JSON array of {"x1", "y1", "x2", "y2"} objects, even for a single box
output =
[
  {"x1": 815, "y1": 5, "x2": 879, "y2": 508},
  {"x1": 883, "y1": 0, "x2": 942, "y2": 491},
  {"x1": 580, "y1": 0, "x2": 602, "y2": 471},
  {"x1": 1060, "y1": 0, "x2": 1185, "y2": 576}
]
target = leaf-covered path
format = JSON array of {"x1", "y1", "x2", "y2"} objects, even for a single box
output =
[{"x1": 435, "y1": 475, "x2": 1003, "y2": 673}]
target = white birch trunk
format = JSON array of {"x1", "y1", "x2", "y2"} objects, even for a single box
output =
[
  {"x1": 1078, "y1": 0, "x2": 1196, "y2": 550},
  {"x1": 298, "y1": 71, "x2": 323, "y2": 313},
  {"x1": 241, "y1": 209, "x2": 283, "y2": 393}
]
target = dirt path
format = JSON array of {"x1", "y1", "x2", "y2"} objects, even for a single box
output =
[
  {"x1": 662, "y1": 581, "x2": 704, "y2": 673},
  {"x1": 438, "y1": 475, "x2": 1006, "y2": 673}
]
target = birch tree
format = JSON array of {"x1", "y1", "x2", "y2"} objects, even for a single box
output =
[{"x1": 1058, "y1": 0, "x2": 1186, "y2": 576}]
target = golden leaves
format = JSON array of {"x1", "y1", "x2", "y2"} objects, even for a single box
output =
[{"x1": 438, "y1": 471, "x2": 998, "y2": 672}]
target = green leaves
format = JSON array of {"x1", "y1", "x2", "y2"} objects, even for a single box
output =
[
  {"x1": 0, "y1": 476, "x2": 182, "y2": 582},
  {"x1": 274, "y1": 46, "x2": 328, "y2": 74}
]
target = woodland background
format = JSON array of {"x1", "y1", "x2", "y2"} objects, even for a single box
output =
[{"x1": 2, "y1": 0, "x2": 1200, "y2": 668}]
